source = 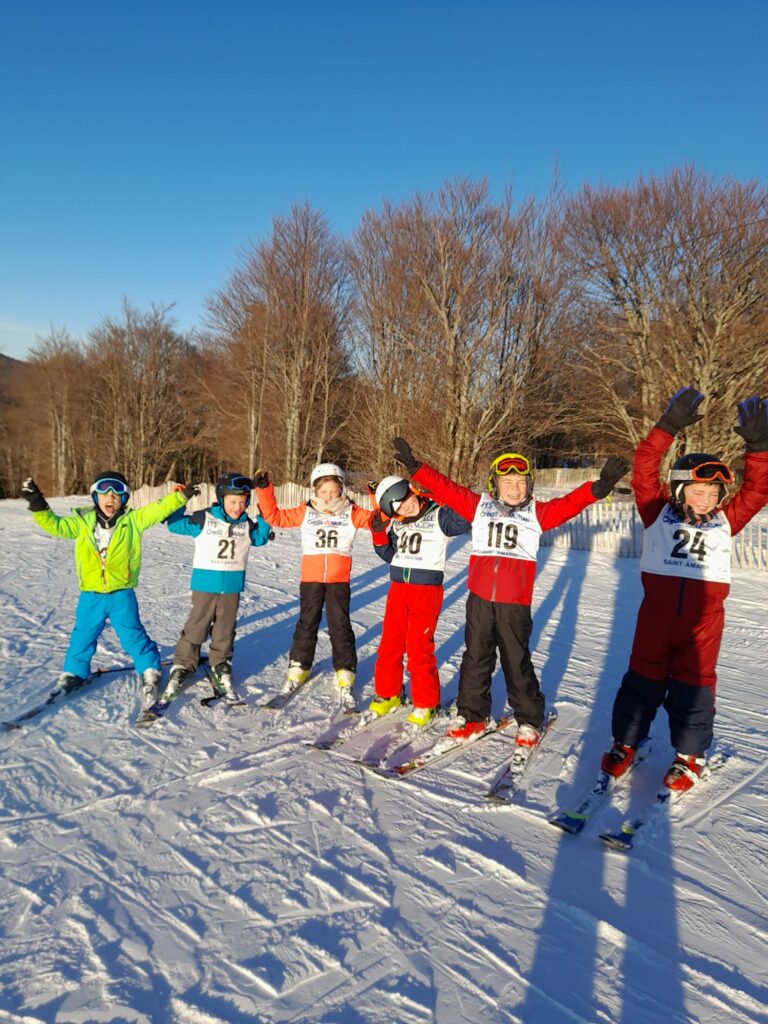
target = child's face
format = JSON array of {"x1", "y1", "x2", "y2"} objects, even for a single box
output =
[
  {"x1": 683, "y1": 482, "x2": 721, "y2": 515},
  {"x1": 394, "y1": 493, "x2": 420, "y2": 519},
  {"x1": 315, "y1": 481, "x2": 342, "y2": 502},
  {"x1": 97, "y1": 490, "x2": 122, "y2": 518},
  {"x1": 223, "y1": 494, "x2": 247, "y2": 518},
  {"x1": 497, "y1": 474, "x2": 529, "y2": 505}
]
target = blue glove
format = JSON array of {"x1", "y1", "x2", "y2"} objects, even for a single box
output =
[
  {"x1": 734, "y1": 395, "x2": 768, "y2": 452},
  {"x1": 656, "y1": 387, "x2": 705, "y2": 435}
]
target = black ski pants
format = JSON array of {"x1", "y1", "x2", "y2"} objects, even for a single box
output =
[
  {"x1": 611, "y1": 667, "x2": 715, "y2": 754},
  {"x1": 289, "y1": 582, "x2": 357, "y2": 672},
  {"x1": 457, "y1": 592, "x2": 544, "y2": 728}
]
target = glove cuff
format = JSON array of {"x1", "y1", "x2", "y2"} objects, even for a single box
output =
[
  {"x1": 28, "y1": 497, "x2": 49, "y2": 513},
  {"x1": 655, "y1": 416, "x2": 680, "y2": 436},
  {"x1": 591, "y1": 481, "x2": 610, "y2": 500}
]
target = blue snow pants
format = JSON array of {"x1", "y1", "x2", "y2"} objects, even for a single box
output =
[{"x1": 63, "y1": 589, "x2": 160, "y2": 678}]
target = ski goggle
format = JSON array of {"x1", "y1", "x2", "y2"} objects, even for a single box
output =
[
  {"x1": 489, "y1": 453, "x2": 531, "y2": 477},
  {"x1": 669, "y1": 462, "x2": 734, "y2": 485},
  {"x1": 222, "y1": 476, "x2": 252, "y2": 493},
  {"x1": 91, "y1": 478, "x2": 130, "y2": 497}
]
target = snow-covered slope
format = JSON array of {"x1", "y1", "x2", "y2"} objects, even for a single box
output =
[{"x1": 1, "y1": 498, "x2": 766, "y2": 1024}]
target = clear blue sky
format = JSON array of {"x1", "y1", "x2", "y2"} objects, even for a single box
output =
[{"x1": 1, "y1": 0, "x2": 766, "y2": 360}]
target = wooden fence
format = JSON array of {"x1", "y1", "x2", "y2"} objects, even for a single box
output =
[{"x1": 130, "y1": 482, "x2": 768, "y2": 572}]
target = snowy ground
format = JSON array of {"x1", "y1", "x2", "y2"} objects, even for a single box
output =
[{"x1": 0, "y1": 497, "x2": 766, "y2": 1024}]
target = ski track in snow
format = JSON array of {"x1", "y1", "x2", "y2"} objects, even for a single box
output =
[{"x1": 1, "y1": 497, "x2": 767, "y2": 1024}]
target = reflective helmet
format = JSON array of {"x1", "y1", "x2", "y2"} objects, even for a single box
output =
[
  {"x1": 310, "y1": 462, "x2": 344, "y2": 490},
  {"x1": 668, "y1": 453, "x2": 733, "y2": 504},
  {"x1": 215, "y1": 473, "x2": 252, "y2": 508},
  {"x1": 375, "y1": 475, "x2": 411, "y2": 517}
]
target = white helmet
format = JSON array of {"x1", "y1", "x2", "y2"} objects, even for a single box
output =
[
  {"x1": 375, "y1": 475, "x2": 411, "y2": 517},
  {"x1": 310, "y1": 462, "x2": 345, "y2": 489}
]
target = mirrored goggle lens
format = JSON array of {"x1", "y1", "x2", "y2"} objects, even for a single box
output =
[
  {"x1": 93, "y1": 479, "x2": 130, "y2": 495},
  {"x1": 493, "y1": 455, "x2": 530, "y2": 476}
]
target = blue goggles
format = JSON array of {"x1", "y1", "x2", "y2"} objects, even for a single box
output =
[
  {"x1": 92, "y1": 478, "x2": 130, "y2": 497},
  {"x1": 225, "y1": 476, "x2": 252, "y2": 493}
]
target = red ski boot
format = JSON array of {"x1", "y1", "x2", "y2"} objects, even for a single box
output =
[
  {"x1": 664, "y1": 752, "x2": 706, "y2": 792},
  {"x1": 600, "y1": 741, "x2": 636, "y2": 779}
]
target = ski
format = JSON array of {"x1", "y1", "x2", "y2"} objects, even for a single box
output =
[
  {"x1": 260, "y1": 676, "x2": 314, "y2": 711},
  {"x1": 483, "y1": 710, "x2": 558, "y2": 803},
  {"x1": 549, "y1": 736, "x2": 653, "y2": 835},
  {"x1": 355, "y1": 709, "x2": 451, "y2": 769},
  {"x1": 3, "y1": 660, "x2": 171, "y2": 731},
  {"x1": 599, "y1": 752, "x2": 728, "y2": 852},
  {"x1": 307, "y1": 704, "x2": 409, "y2": 752},
  {"x1": 364, "y1": 714, "x2": 517, "y2": 780}
]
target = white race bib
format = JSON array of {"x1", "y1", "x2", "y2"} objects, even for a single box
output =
[
  {"x1": 471, "y1": 492, "x2": 542, "y2": 561},
  {"x1": 192, "y1": 513, "x2": 252, "y2": 573},
  {"x1": 640, "y1": 504, "x2": 731, "y2": 583},
  {"x1": 391, "y1": 505, "x2": 450, "y2": 571},
  {"x1": 300, "y1": 506, "x2": 356, "y2": 558}
]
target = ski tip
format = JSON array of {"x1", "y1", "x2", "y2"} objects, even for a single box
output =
[
  {"x1": 549, "y1": 814, "x2": 586, "y2": 835},
  {"x1": 483, "y1": 791, "x2": 512, "y2": 804},
  {"x1": 599, "y1": 832, "x2": 634, "y2": 852}
]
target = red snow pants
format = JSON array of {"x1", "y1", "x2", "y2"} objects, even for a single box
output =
[{"x1": 374, "y1": 582, "x2": 443, "y2": 709}]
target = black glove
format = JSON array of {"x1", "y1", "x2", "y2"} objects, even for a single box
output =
[
  {"x1": 21, "y1": 477, "x2": 48, "y2": 512},
  {"x1": 656, "y1": 387, "x2": 705, "y2": 435},
  {"x1": 370, "y1": 512, "x2": 387, "y2": 534},
  {"x1": 592, "y1": 456, "x2": 630, "y2": 499},
  {"x1": 734, "y1": 395, "x2": 768, "y2": 452},
  {"x1": 393, "y1": 436, "x2": 421, "y2": 475},
  {"x1": 181, "y1": 483, "x2": 201, "y2": 499},
  {"x1": 253, "y1": 470, "x2": 270, "y2": 489}
]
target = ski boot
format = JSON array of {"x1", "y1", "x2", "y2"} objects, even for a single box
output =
[
  {"x1": 600, "y1": 741, "x2": 636, "y2": 778},
  {"x1": 140, "y1": 668, "x2": 162, "y2": 711},
  {"x1": 335, "y1": 669, "x2": 355, "y2": 689},
  {"x1": 664, "y1": 752, "x2": 706, "y2": 792},
  {"x1": 407, "y1": 706, "x2": 436, "y2": 728},
  {"x1": 515, "y1": 723, "x2": 541, "y2": 747},
  {"x1": 210, "y1": 661, "x2": 243, "y2": 705},
  {"x1": 446, "y1": 718, "x2": 487, "y2": 742},
  {"x1": 285, "y1": 660, "x2": 310, "y2": 691},
  {"x1": 369, "y1": 694, "x2": 402, "y2": 717}
]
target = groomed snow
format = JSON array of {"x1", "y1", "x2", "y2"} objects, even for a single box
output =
[{"x1": 1, "y1": 497, "x2": 766, "y2": 1024}]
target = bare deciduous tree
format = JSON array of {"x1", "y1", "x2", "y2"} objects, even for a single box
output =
[{"x1": 563, "y1": 168, "x2": 768, "y2": 464}]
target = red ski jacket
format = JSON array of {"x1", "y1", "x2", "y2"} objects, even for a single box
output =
[{"x1": 412, "y1": 464, "x2": 598, "y2": 606}]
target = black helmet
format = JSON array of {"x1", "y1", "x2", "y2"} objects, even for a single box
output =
[
  {"x1": 216, "y1": 473, "x2": 253, "y2": 508},
  {"x1": 668, "y1": 453, "x2": 733, "y2": 504},
  {"x1": 91, "y1": 471, "x2": 131, "y2": 507}
]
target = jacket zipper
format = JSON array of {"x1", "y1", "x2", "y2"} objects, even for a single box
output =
[{"x1": 675, "y1": 578, "x2": 686, "y2": 617}]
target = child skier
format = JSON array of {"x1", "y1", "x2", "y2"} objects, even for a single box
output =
[
  {"x1": 20, "y1": 472, "x2": 196, "y2": 711},
  {"x1": 163, "y1": 473, "x2": 272, "y2": 704},
  {"x1": 601, "y1": 388, "x2": 768, "y2": 791},
  {"x1": 368, "y1": 476, "x2": 471, "y2": 726},
  {"x1": 254, "y1": 463, "x2": 377, "y2": 693},
  {"x1": 392, "y1": 438, "x2": 629, "y2": 749}
]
